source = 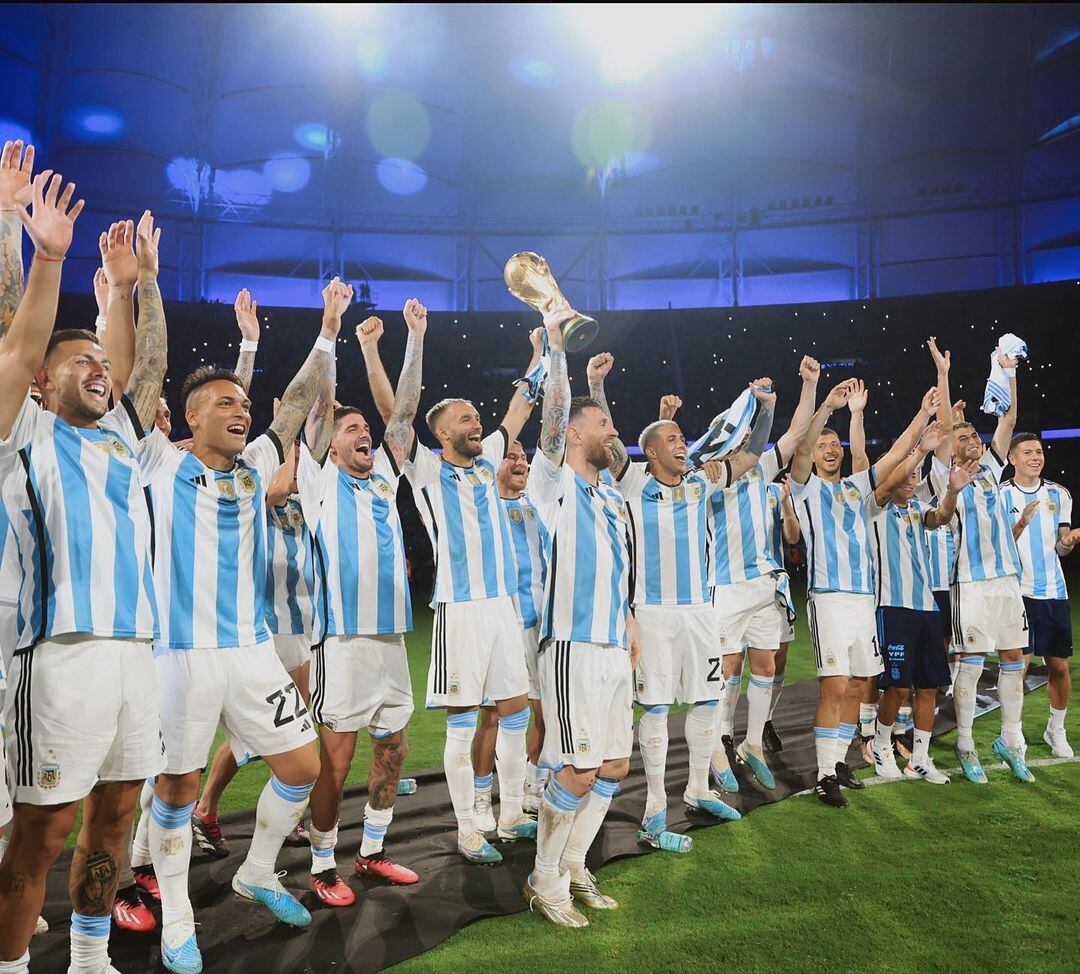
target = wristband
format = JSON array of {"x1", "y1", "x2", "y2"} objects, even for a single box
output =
[
  {"x1": 239, "y1": 339, "x2": 259, "y2": 353},
  {"x1": 94, "y1": 314, "x2": 107, "y2": 332},
  {"x1": 33, "y1": 252, "x2": 64, "y2": 263},
  {"x1": 314, "y1": 335, "x2": 336, "y2": 354}
]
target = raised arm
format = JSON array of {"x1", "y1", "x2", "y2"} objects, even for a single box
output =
[
  {"x1": 99, "y1": 220, "x2": 137, "y2": 394},
  {"x1": 122, "y1": 211, "x2": 169, "y2": 429},
  {"x1": 872, "y1": 421, "x2": 944, "y2": 506},
  {"x1": 925, "y1": 458, "x2": 979, "y2": 530},
  {"x1": 790, "y1": 379, "x2": 854, "y2": 484},
  {"x1": 781, "y1": 477, "x2": 801, "y2": 544},
  {"x1": 0, "y1": 141, "x2": 33, "y2": 337},
  {"x1": 266, "y1": 402, "x2": 296, "y2": 507},
  {"x1": 870, "y1": 386, "x2": 937, "y2": 487},
  {"x1": 269, "y1": 276, "x2": 347, "y2": 449},
  {"x1": 539, "y1": 311, "x2": 572, "y2": 464},
  {"x1": 304, "y1": 283, "x2": 351, "y2": 462},
  {"x1": 499, "y1": 326, "x2": 544, "y2": 443},
  {"x1": 357, "y1": 315, "x2": 395, "y2": 424},
  {"x1": 927, "y1": 337, "x2": 953, "y2": 466},
  {"x1": 232, "y1": 288, "x2": 260, "y2": 392},
  {"x1": 992, "y1": 347, "x2": 1019, "y2": 460},
  {"x1": 658, "y1": 394, "x2": 682, "y2": 422},
  {"x1": 383, "y1": 299, "x2": 427, "y2": 465},
  {"x1": 586, "y1": 351, "x2": 627, "y2": 472},
  {"x1": 775, "y1": 356, "x2": 820, "y2": 463},
  {"x1": 0, "y1": 170, "x2": 83, "y2": 437},
  {"x1": 728, "y1": 378, "x2": 777, "y2": 480},
  {"x1": 847, "y1": 379, "x2": 869, "y2": 474}
]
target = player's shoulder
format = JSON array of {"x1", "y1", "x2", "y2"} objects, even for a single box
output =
[{"x1": 1043, "y1": 479, "x2": 1069, "y2": 495}]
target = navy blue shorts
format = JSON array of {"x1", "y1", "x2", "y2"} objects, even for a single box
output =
[
  {"x1": 1023, "y1": 597, "x2": 1073, "y2": 659},
  {"x1": 876, "y1": 606, "x2": 952, "y2": 690},
  {"x1": 932, "y1": 590, "x2": 951, "y2": 648}
]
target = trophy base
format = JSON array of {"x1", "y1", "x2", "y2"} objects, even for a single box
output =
[{"x1": 563, "y1": 314, "x2": 599, "y2": 352}]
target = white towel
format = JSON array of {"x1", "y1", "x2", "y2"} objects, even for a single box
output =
[
  {"x1": 687, "y1": 387, "x2": 759, "y2": 467},
  {"x1": 981, "y1": 332, "x2": 1027, "y2": 417}
]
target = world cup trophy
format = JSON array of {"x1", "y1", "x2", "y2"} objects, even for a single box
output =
[{"x1": 503, "y1": 252, "x2": 599, "y2": 352}]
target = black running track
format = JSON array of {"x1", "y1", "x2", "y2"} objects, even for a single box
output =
[{"x1": 34, "y1": 670, "x2": 1029, "y2": 973}]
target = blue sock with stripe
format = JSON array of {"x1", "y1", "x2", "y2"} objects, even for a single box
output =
[
  {"x1": 473, "y1": 772, "x2": 494, "y2": 795},
  {"x1": 149, "y1": 796, "x2": 196, "y2": 926},
  {"x1": 361, "y1": 803, "x2": 393, "y2": 857},
  {"x1": 238, "y1": 776, "x2": 314, "y2": 885},
  {"x1": 533, "y1": 778, "x2": 584, "y2": 882},
  {"x1": 70, "y1": 911, "x2": 110, "y2": 970}
]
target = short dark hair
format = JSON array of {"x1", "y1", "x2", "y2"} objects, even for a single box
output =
[
  {"x1": 1009, "y1": 432, "x2": 1041, "y2": 454},
  {"x1": 818, "y1": 427, "x2": 840, "y2": 441},
  {"x1": 953, "y1": 421, "x2": 976, "y2": 434},
  {"x1": 333, "y1": 405, "x2": 365, "y2": 429},
  {"x1": 180, "y1": 366, "x2": 245, "y2": 410},
  {"x1": 45, "y1": 328, "x2": 102, "y2": 359},
  {"x1": 568, "y1": 396, "x2": 603, "y2": 424},
  {"x1": 424, "y1": 397, "x2": 472, "y2": 435}
]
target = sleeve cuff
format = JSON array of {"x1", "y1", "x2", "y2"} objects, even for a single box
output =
[
  {"x1": 120, "y1": 394, "x2": 146, "y2": 441},
  {"x1": 384, "y1": 443, "x2": 402, "y2": 477},
  {"x1": 266, "y1": 428, "x2": 286, "y2": 465}
]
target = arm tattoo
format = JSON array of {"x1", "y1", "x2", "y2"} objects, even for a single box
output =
[
  {"x1": 384, "y1": 335, "x2": 423, "y2": 458},
  {"x1": 69, "y1": 846, "x2": 119, "y2": 916},
  {"x1": 234, "y1": 347, "x2": 257, "y2": 393},
  {"x1": 540, "y1": 347, "x2": 571, "y2": 461},
  {"x1": 369, "y1": 731, "x2": 408, "y2": 810},
  {"x1": 270, "y1": 346, "x2": 334, "y2": 448},
  {"x1": 587, "y1": 374, "x2": 628, "y2": 470},
  {"x1": 124, "y1": 275, "x2": 168, "y2": 429},
  {"x1": 305, "y1": 351, "x2": 336, "y2": 462},
  {"x1": 0, "y1": 213, "x2": 24, "y2": 337}
]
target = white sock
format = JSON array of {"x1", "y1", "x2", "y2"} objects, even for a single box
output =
[
  {"x1": 525, "y1": 761, "x2": 541, "y2": 790},
  {"x1": 684, "y1": 702, "x2": 716, "y2": 797},
  {"x1": 69, "y1": 912, "x2": 110, "y2": 972},
  {"x1": 949, "y1": 659, "x2": 959, "y2": 687},
  {"x1": 835, "y1": 723, "x2": 857, "y2": 767},
  {"x1": 912, "y1": 729, "x2": 931, "y2": 766},
  {"x1": 894, "y1": 706, "x2": 912, "y2": 734},
  {"x1": 814, "y1": 726, "x2": 838, "y2": 780},
  {"x1": 0, "y1": 952, "x2": 29, "y2": 974},
  {"x1": 473, "y1": 772, "x2": 493, "y2": 799},
  {"x1": 360, "y1": 804, "x2": 392, "y2": 857},
  {"x1": 130, "y1": 778, "x2": 154, "y2": 869},
  {"x1": 954, "y1": 656, "x2": 984, "y2": 752},
  {"x1": 309, "y1": 821, "x2": 338, "y2": 875},
  {"x1": 745, "y1": 675, "x2": 774, "y2": 748},
  {"x1": 768, "y1": 673, "x2": 785, "y2": 720},
  {"x1": 997, "y1": 661, "x2": 1025, "y2": 750},
  {"x1": 445, "y1": 711, "x2": 479, "y2": 836},
  {"x1": 1049, "y1": 706, "x2": 1067, "y2": 733},
  {"x1": 148, "y1": 795, "x2": 195, "y2": 926},
  {"x1": 531, "y1": 778, "x2": 582, "y2": 895},
  {"x1": 637, "y1": 705, "x2": 670, "y2": 811},
  {"x1": 859, "y1": 703, "x2": 877, "y2": 737},
  {"x1": 874, "y1": 721, "x2": 894, "y2": 754},
  {"x1": 560, "y1": 777, "x2": 618, "y2": 881},
  {"x1": 496, "y1": 707, "x2": 529, "y2": 824},
  {"x1": 718, "y1": 674, "x2": 741, "y2": 739},
  {"x1": 237, "y1": 776, "x2": 313, "y2": 885}
]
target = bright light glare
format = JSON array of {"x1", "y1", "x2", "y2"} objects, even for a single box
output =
[
  {"x1": 567, "y1": 3, "x2": 715, "y2": 84},
  {"x1": 376, "y1": 158, "x2": 427, "y2": 195},
  {"x1": 357, "y1": 36, "x2": 389, "y2": 78}
]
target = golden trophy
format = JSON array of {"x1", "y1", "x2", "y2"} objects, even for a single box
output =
[{"x1": 503, "y1": 252, "x2": 599, "y2": 351}]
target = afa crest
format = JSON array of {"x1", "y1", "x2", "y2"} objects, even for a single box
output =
[
  {"x1": 237, "y1": 470, "x2": 257, "y2": 495},
  {"x1": 217, "y1": 479, "x2": 236, "y2": 499},
  {"x1": 509, "y1": 507, "x2": 523, "y2": 523},
  {"x1": 38, "y1": 750, "x2": 61, "y2": 790},
  {"x1": 374, "y1": 478, "x2": 393, "y2": 498}
]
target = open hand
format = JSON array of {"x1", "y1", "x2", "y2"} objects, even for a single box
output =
[
  {"x1": 948, "y1": 458, "x2": 980, "y2": 493},
  {"x1": 928, "y1": 337, "x2": 950, "y2": 373},
  {"x1": 135, "y1": 210, "x2": 160, "y2": 277},
  {"x1": 0, "y1": 140, "x2": 34, "y2": 210},
  {"x1": 93, "y1": 268, "x2": 109, "y2": 317},
  {"x1": 17, "y1": 170, "x2": 84, "y2": 259},
  {"x1": 847, "y1": 379, "x2": 868, "y2": 414},
  {"x1": 234, "y1": 288, "x2": 260, "y2": 341},
  {"x1": 100, "y1": 220, "x2": 138, "y2": 288}
]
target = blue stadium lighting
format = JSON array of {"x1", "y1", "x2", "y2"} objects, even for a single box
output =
[
  {"x1": 366, "y1": 92, "x2": 430, "y2": 161},
  {"x1": 376, "y1": 157, "x2": 427, "y2": 195},
  {"x1": 165, "y1": 156, "x2": 209, "y2": 200},
  {"x1": 511, "y1": 57, "x2": 557, "y2": 88},
  {"x1": 357, "y1": 36, "x2": 389, "y2": 79},
  {"x1": 214, "y1": 168, "x2": 272, "y2": 205},
  {"x1": 77, "y1": 107, "x2": 124, "y2": 137},
  {"x1": 293, "y1": 123, "x2": 329, "y2": 151},
  {"x1": 262, "y1": 154, "x2": 311, "y2": 193},
  {"x1": 0, "y1": 118, "x2": 33, "y2": 146},
  {"x1": 1041, "y1": 427, "x2": 1080, "y2": 440}
]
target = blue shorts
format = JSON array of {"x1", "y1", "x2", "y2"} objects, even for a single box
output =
[
  {"x1": 1023, "y1": 598, "x2": 1073, "y2": 659},
  {"x1": 932, "y1": 590, "x2": 951, "y2": 648},
  {"x1": 876, "y1": 606, "x2": 951, "y2": 690}
]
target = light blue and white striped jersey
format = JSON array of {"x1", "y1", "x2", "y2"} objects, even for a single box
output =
[
  {"x1": 141, "y1": 430, "x2": 283, "y2": 651},
  {"x1": 870, "y1": 498, "x2": 939, "y2": 611},
  {"x1": 929, "y1": 451, "x2": 1020, "y2": 584},
  {"x1": 531, "y1": 450, "x2": 630, "y2": 649},
  {"x1": 916, "y1": 478, "x2": 955, "y2": 591},
  {"x1": 264, "y1": 496, "x2": 314, "y2": 637},
  {"x1": 710, "y1": 446, "x2": 784, "y2": 586},
  {"x1": 403, "y1": 430, "x2": 517, "y2": 606},
  {"x1": 0, "y1": 394, "x2": 159, "y2": 650},
  {"x1": 764, "y1": 482, "x2": 786, "y2": 569},
  {"x1": 501, "y1": 493, "x2": 550, "y2": 631},
  {"x1": 1000, "y1": 479, "x2": 1072, "y2": 600},
  {"x1": 618, "y1": 460, "x2": 729, "y2": 606},
  {"x1": 790, "y1": 469, "x2": 877, "y2": 596},
  {"x1": 298, "y1": 444, "x2": 412, "y2": 638}
]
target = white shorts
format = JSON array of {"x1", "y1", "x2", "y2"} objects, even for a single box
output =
[
  {"x1": 0, "y1": 722, "x2": 12, "y2": 828},
  {"x1": 713, "y1": 574, "x2": 787, "y2": 652},
  {"x1": 523, "y1": 626, "x2": 541, "y2": 701},
  {"x1": 0, "y1": 600, "x2": 18, "y2": 675},
  {"x1": 782, "y1": 617, "x2": 796, "y2": 645},
  {"x1": 427, "y1": 596, "x2": 529, "y2": 708},
  {"x1": 634, "y1": 604, "x2": 724, "y2": 705},
  {"x1": 155, "y1": 643, "x2": 317, "y2": 775},
  {"x1": 807, "y1": 592, "x2": 883, "y2": 679},
  {"x1": 311, "y1": 634, "x2": 414, "y2": 735},
  {"x1": 5, "y1": 637, "x2": 163, "y2": 805},
  {"x1": 951, "y1": 576, "x2": 1028, "y2": 656},
  {"x1": 272, "y1": 633, "x2": 312, "y2": 674},
  {"x1": 540, "y1": 640, "x2": 633, "y2": 771}
]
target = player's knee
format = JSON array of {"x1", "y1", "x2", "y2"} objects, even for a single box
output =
[
  {"x1": 751, "y1": 658, "x2": 776, "y2": 679},
  {"x1": 599, "y1": 758, "x2": 629, "y2": 782},
  {"x1": 153, "y1": 770, "x2": 200, "y2": 806}
]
